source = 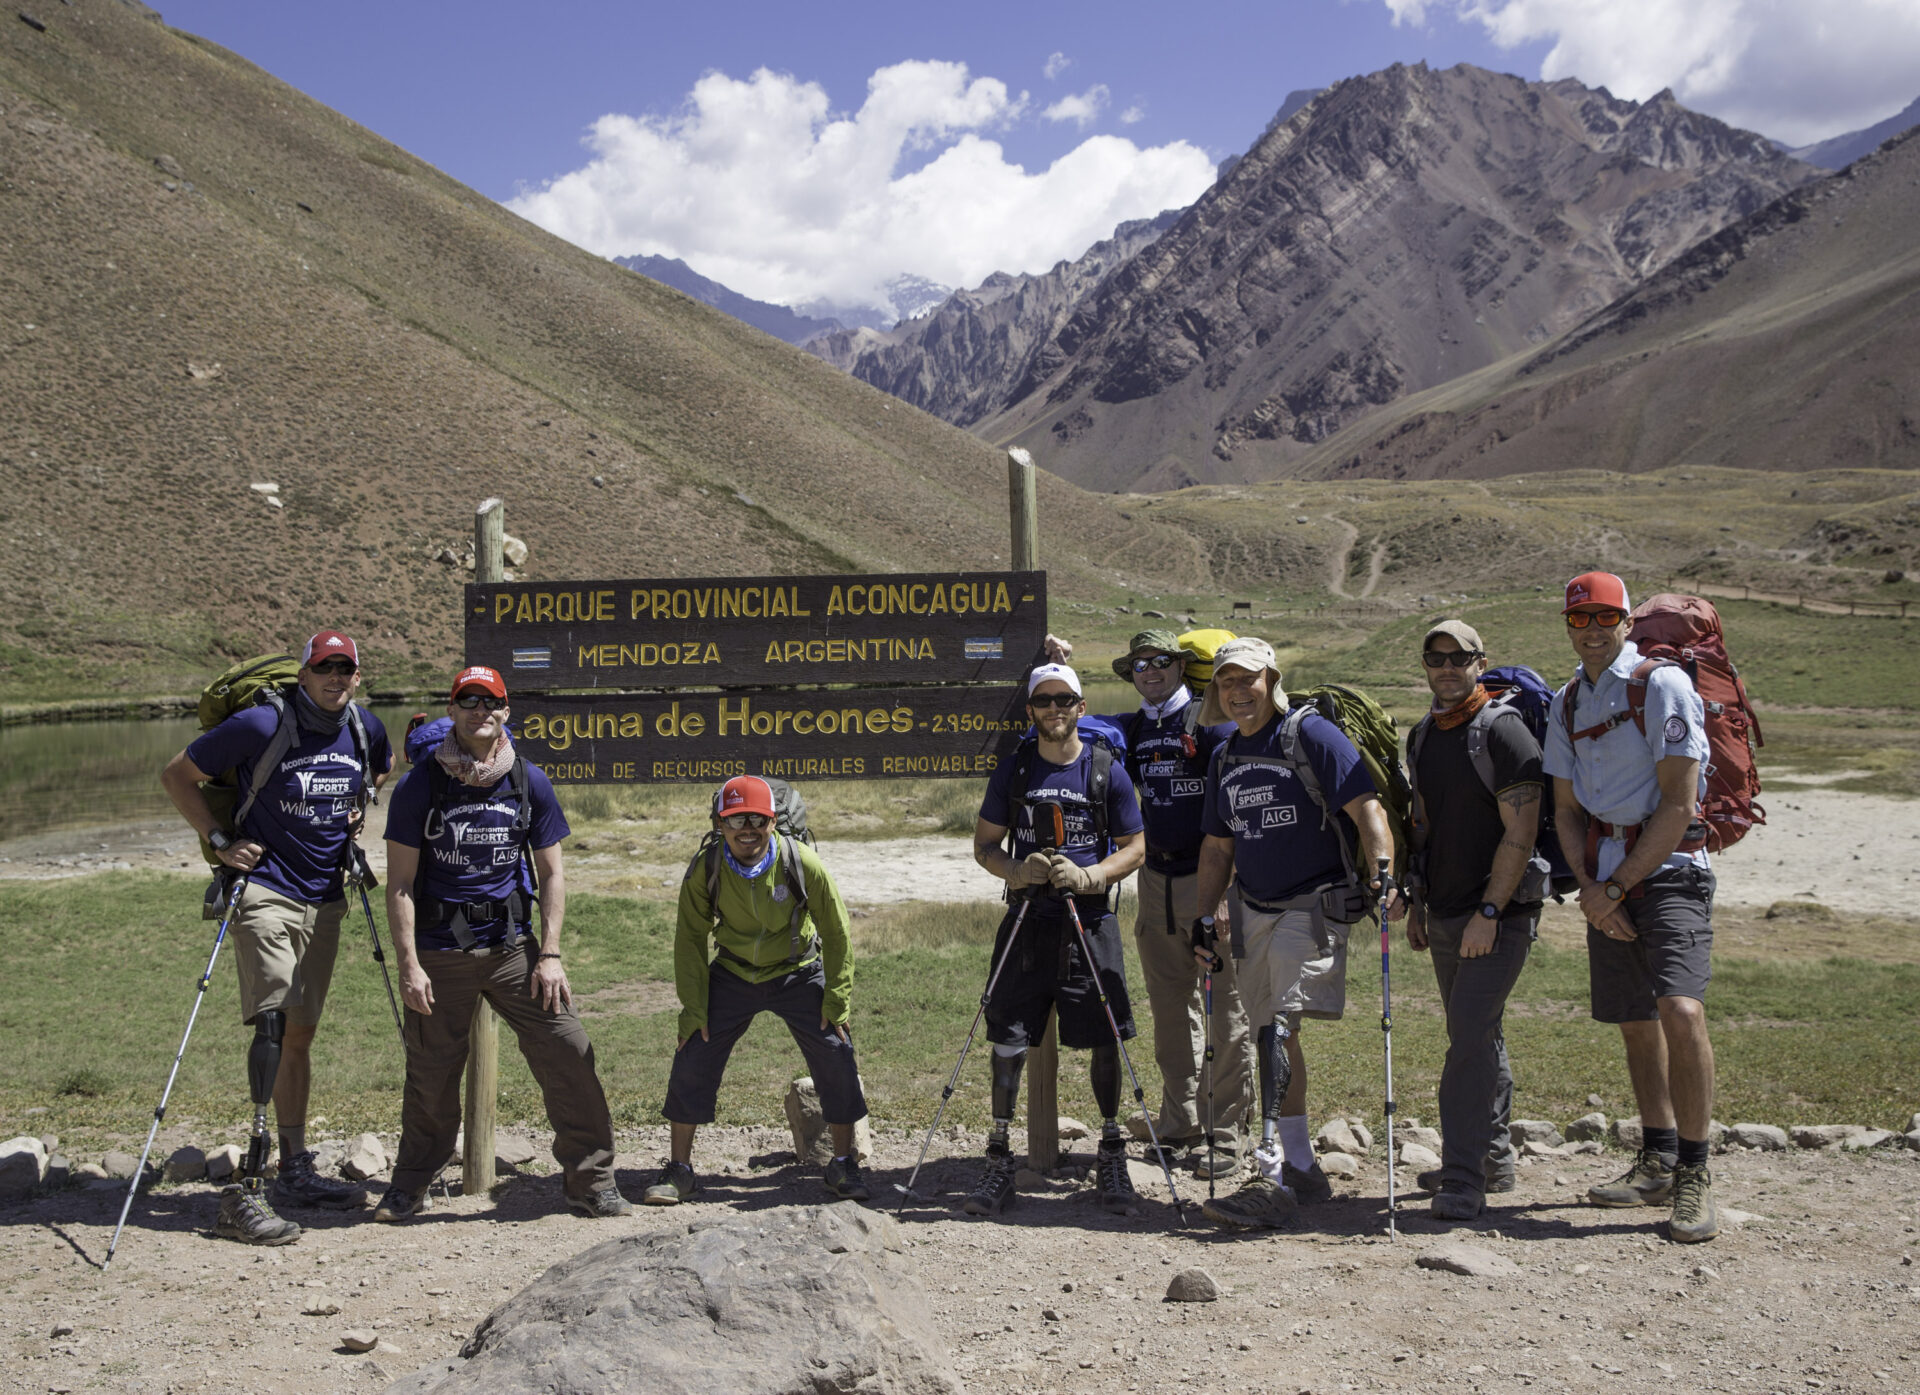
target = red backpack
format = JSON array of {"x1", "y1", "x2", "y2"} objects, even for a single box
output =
[{"x1": 1560, "y1": 594, "x2": 1765, "y2": 853}]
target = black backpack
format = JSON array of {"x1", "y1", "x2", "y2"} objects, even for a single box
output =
[{"x1": 685, "y1": 777, "x2": 816, "y2": 964}]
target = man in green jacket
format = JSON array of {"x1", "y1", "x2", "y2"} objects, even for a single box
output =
[{"x1": 648, "y1": 775, "x2": 867, "y2": 1204}]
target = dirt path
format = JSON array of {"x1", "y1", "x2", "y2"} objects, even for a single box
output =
[
  {"x1": 1325, "y1": 515, "x2": 1361, "y2": 599},
  {"x1": 5, "y1": 1128, "x2": 1917, "y2": 1395}
]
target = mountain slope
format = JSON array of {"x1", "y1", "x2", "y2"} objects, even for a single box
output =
[
  {"x1": 612, "y1": 254, "x2": 843, "y2": 345},
  {"x1": 1789, "y1": 96, "x2": 1920, "y2": 171},
  {"x1": 1287, "y1": 128, "x2": 1920, "y2": 481},
  {"x1": 0, "y1": 0, "x2": 1202, "y2": 701},
  {"x1": 805, "y1": 211, "x2": 1180, "y2": 427},
  {"x1": 976, "y1": 63, "x2": 1816, "y2": 492}
]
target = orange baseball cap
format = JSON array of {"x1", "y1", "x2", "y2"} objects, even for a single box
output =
[
  {"x1": 717, "y1": 775, "x2": 776, "y2": 820},
  {"x1": 1563, "y1": 572, "x2": 1631, "y2": 613},
  {"x1": 449, "y1": 664, "x2": 507, "y2": 701},
  {"x1": 302, "y1": 630, "x2": 359, "y2": 668}
]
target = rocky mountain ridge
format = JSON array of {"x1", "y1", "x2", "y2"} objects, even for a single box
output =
[
  {"x1": 1787, "y1": 95, "x2": 1920, "y2": 171},
  {"x1": 612, "y1": 254, "x2": 844, "y2": 345}
]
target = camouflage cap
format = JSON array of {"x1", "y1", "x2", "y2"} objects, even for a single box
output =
[{"x1": 1111, "y1": 628, "x2": 1185, "y2": 678}]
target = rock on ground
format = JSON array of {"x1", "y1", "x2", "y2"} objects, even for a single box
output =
[
  {"x1": 1320, "y1": 1152, "x2": 1360, "y2": 1178},
  {"x1": 784, "y1": 1078, "x2": 874, "y2": 1165},
  {"x1": 0, "y1": 1136, "x2": 48, "y2": 1197},
  {"x1": 1317, "y1": 1118, "x2": 1366, "y2": 1156},
  {"x1": 205, "y1": 1143, "x2": 242, "y2": 1181},
  {"x1": 1728, "y1": 1123, "x2": 1788, "y2": 1151},
  {"x1": 99, "y1": 1150, "x2": 145, "y2": 1180},
  {"x1": 1417, "y1": 1245, "x2": 1520, "y2": 1278},
  {"x1": 1057, "y1": 1116, "x2": 1091, "y2": 1140},
  {"x1": 385, "y1": 1203, "x2": 961, "y2": 1395},
  {"x1": 343, "y1": 1133, "x2": 389, "y2": 1181},
  {"x1": 163, "y1": 1145, "x2": 207, "y2": 1183},
  {"x1": 1565, "y1": 1112, "x2": 1608, "y2": 1142},
  {"x1": 1165, "y1": 1268, "x2": 1220, "y2": 1302},
  {"x1": 1511, "y1": 1120, "x2": 1564, "y2": 1148},
  {"x1": 1612, "y1": 1116, "x2": 1644, "y2": 1149},
  {"x1": 493, "y1": 1133, "x2": 539, "y2": 1168},
  {"x1": 1398, "y1": 1143, "x2": 1442, "y2": 1171},
  {"x1": 1793, "y1": 1125, "x2": 1870, "y2": 1149},
  {"x1": 1840, "y1": 1129, "x2": 1895, "y2": 1151}
]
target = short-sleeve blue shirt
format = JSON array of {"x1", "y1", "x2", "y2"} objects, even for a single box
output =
[
  {"x1": 980, "y1": 739, "x2": 1144, "y2": 869},
  {"x1": 186, "y1": 705, "x2": 392, "y2": 904},
  {"x1": 1095, "y1": 698, "x2": 1235, "y2": 869},
  {"x1": 386, "y1": 760, "x2": 571, "y2": 950},
  {"x1": 1543, "y1": 640, "x2": 1709, "y2": 880},
  {"x1": 1202, "y1": 709, "x2": 1376, "y2": 904}
]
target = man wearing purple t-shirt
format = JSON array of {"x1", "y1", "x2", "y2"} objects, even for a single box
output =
[
  {"x1": 378, "y1": 665, "x2": 627, "y2": 1222},
  {"x1": 161, "y1": 630, "x2": 393, "y2": 1245}
]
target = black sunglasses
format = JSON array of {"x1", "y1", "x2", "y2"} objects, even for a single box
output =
[
  {"x1": 453, "y1": 694, "x2": 507, "y2": 711},
  {"x1": 720, "y1": 813, "x2": 770, "y2": 830},
  {"x1": 310, "y1": 659, "x2": 357, "y2": 676},
  {"x1": 1422, "y1": 650, "x2": 1483, "y2": 669},
  {"x1": 1130, "y1": 654, "x2": 1181, "y2": 673},
  {"x1": 1565, "y1": 610, "x2": 1627, "y2": 629},
  {"x1": 1028, "y1": 692, "x2": 1082, "y2": 709}
]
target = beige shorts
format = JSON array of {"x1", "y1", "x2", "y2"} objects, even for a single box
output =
[
  {"x1": 231, "y1": 883, "x2": 345, "y2": 1025},
  {"x1": 1227, "y1": 889, "x2": 1350, "y2": 1024}
]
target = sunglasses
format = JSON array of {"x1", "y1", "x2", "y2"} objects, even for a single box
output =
[
  {"x1": 720, "y1": 813, "x2": 771, "y2": 830},
  {"x1": 453, "y1": 694, "x2": 507, "y2": 711},
  {"x1": 1565, "y1": 610, "x2": 1627, "y2": 630},
  {"x1": 1028, "y1": 692, "x2": 1082, "y2": 709},
  {"x1": 309, "y1": 659, "x2": 357, "y2": 676},
  {"x1": 1130, "y1": 654, "x2": 1182, "y2": 673},
  {"x1": 1421, "y1": 650, "x2": 1483, "y2": 668}
]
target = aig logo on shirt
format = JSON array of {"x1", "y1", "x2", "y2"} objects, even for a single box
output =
[
  {"x1": 1260, "y1": 806, "x2": 1297, "y2": 828},
  {"x1": 1172, "y1": 778, "x2": 1205, "y2": 797}
]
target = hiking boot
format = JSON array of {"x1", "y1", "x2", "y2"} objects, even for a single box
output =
[
  {"x1": 1190, "y1": 1137, "x2": 1245, "y2": 1181},
  {"x1": 372, "y1": 1186, "x2": 432, "y2": 1223},
  {"x1": 1666, "y1": 1163, "x2": 1719, "y2": 1244},
  {"x1": 271, "y1": 1151, "x2": 359, "y2": 1211},
  {"x1": 1418, "y1": 1159, "x2": 1516, "y2": 1194},
  {"x1": 1200, "y1": 1174, "x2": 1297, "y2": 1229},
  {"x1": 1096, "y1": 1140, "x2": 1139, "y2": 1215},
  {"x1": 1430, "y1": 1180, "x2": 1484, "y2": 1222},
  {"x1": 568, "y1": 1184, "x2": 634, "y2": 1218},
  {"x1": 1587, "y1": 1147, "x2": 1676, "y2": 1208},
  {"x1": 823, "y1": 1155, "x2": 871, "y2": 1202},
  {"x1": 215, "y1": 1177, "x2": 301, "y2": 1246},
  {"x1": 1147, "y1": 1135, "x2": 1200, "y2": 1167},
  {"x1": 1282, "y1": 1160, "x2": 1333, "y2": 1205},
  {"x1": 963, "y1": 1149, "x2": 1018, "y2": 1217},
  {"x1": 642, "y1": 1161, "x2": 696, "y2": 1206}
]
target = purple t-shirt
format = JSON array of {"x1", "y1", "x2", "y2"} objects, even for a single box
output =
[
  {"x1": 187, "y1": 705, "x2": 392, "y2": 903},
  {"x1": 385, "y1": 760, "x2": 570, "y2": 950},
  {"x1": 979, "y1": 740, "x2": 1144, "y2": 869},
  {"x1": 1203, "y1": 709, "x2": 1375, "y2": 904}
]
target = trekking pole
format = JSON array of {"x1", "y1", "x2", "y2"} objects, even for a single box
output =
[
  {"x1": 894, "y1": 894, "x2": 1037, "y2": 1211},
  {"x1": 1062, "y1": 896, "x2": 1187, "y2": 1223},
  {"x1": 345, "y1": 844, "x2": 404, "y2": 1040},
  {"x1": 1374, "y1": 857, "x2": 1398, "y2": 1242},
  {"x1": 1202, "y1": 955, "x2": 1218, "y2": 1202},
  {"x1": 106, "y1": 871, "x2": 249, "y2": 1269}
]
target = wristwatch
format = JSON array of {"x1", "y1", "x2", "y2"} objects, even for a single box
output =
[
  {"x1": 207, "y1": 829, "x2": 234, "y2": 853},
  {"x1": 1603, "y1": 880, "x2": 1627, "y2": 902},
  {"x1": 1477, "y1": 901, "x2": 1500, "y2": 921}
]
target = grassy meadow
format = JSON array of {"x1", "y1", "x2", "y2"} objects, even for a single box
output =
[{"x1": 8, "y1": 873, "x2": 1915, "y2": 1162}]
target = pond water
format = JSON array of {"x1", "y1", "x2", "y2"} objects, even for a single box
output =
[{"x1": 0, "y1": 706, "x2": 424, "y2": 841}]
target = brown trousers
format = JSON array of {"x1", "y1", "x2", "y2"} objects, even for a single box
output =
[{"x1": 391, "y1": 941, "x2": 616, "y2": 1199}]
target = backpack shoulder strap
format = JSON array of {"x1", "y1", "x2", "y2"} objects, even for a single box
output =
[
  {"x1": 1276, "y1": 705, "x2": 1327, "y2": 819},
  {"x1": 1183, "y1": 702, "x2": 1203, "y2": 739},
  {"x1": 779, "y1": 835, "x2": 811, "y2": 963},
  {"x1": 1462, "y1": 698, "x2": 1523, "y2": 796},
  {"x1": 1088, "y1": 741, "x2": 1114, "y2": 849},
  {"x1": 344, "y1": 703, "x2": 373, "y2": 808},
  {"x1": 1406, "y1": 712, "x2": 1432, "y2": 827},
  {"x1": 232, "y1": 689, "x2": 298, "y2": 831}
]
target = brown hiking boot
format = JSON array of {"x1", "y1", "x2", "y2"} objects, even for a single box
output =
[
  {"x1": 1200, "y1": 1174, "x2": 1298, "y2": 1229},
  {"x1": 1588, "y1": 1147, "x2": 1676, "y2": 1207},
  {"x1": 214, "y1": 1177, "x2": 301, "y2": 1246},
  {"x1": 1666, "y1": 1163, "x2": 1719, "y2": 1244}
]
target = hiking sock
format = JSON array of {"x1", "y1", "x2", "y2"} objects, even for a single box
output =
[
  {"x1": 1676, "y1": 1136, "x2": 1709, "y2": 1169},
  {"x1": 1277, "y1": 1115, "x2": 1314, "y2": 1173},
  {"x1": 1643, "y1": 1125, "x2": 1680, "y2": 1164},
  {"x1": 278, "y1": 1126, "x2": 306, "y2": 1168}
]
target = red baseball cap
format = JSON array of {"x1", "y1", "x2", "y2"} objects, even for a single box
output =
[
  {"x1": 449, "y1": 664, "x2": 507, "y2": 701},
  {"x1": 1563, "y1": 572, "x2": 1631, "y2": 614},
  {"x1": 302, "y1": 631, "x2": 359, "y2": 668},
  {"x1": 717, "y1": 775, "x2": 776, "y2": 820}
]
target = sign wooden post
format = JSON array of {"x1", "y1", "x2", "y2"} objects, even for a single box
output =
[
  {"x1": 463, "y1": 498, "x2": 503, "y2": 1195},
  {"x1": 1009, "y1": 450, "x2": 1061, "y2": 1172}
]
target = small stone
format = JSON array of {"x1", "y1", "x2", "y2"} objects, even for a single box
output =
[
  {"x1": 1057, "y1": 1116, "x2": 1092, "y2": 1141},
  {"x1": 99, "y1": 1150, "x2": 144, "y2": 1180},
  {"x1": 1692, "y1": 1264, "x2": 1720, "y2": 1280},
  {"x1": 493, "y1": 1132, "x2": 539, "y2": 1169},
  {"x1": 340, "y1": 1329, "x2": 379, "y2": 1353},
  {"x1": 1840, "y1": 1129, "x2": 1895, "y2": 1151},
  {"x1": 1586, "y1": 1094, "x2": 1604, "y2": 1108},
  {"x1": 1908, "y1": 1112, "x2": 1920, "y2": 1135},
  {"x1": 1565, "y1": 1112, "x2": 1608, "y2": 1142},
  {"x1": 1521, "y1": 1140, "x2": 1569, "y2": 1158},
  {"x1": 303, "y1": 1302, "x2": 341, "y2": 1316},
  {"x1": 339, "y1": 1133, "x2": 387, "y2": 1181},
  {"x1": 1398, "y1": 1142, "x2": 1442, "y2": 1171},
  {"x1": 1792, "y1": 1124, "x2": 1868, "y2": 1150},
  {"x1": 1566, "y1": 1140, "x2": 1604, "y2": 1155},
  {"x1": 1015, "y1": 1168, "x2": 1047, "y2": 1189},
  {"x1": 73, "y1": 1163, "x2": 108, "y2": 1181},
  {"x1": 1403, "y1": 1125, "x2": 1442, "y2": 1150},
  {"x1": 1611, "y1": 1116, "x2": 1644, "y2": 1149},
  {"x1": 1719, "y1": 1208, "x2": 1765, "y2": 1226},
  {"x1": 1417, "y1": 1245, "x2": 1518, "y2": 1278},
  {"x1": 1320, "y1": 1152, "x2": 1360, "y2": 1178},
  {"x1": 37, "y1": 1133, "x2": 57, "y2": 1154},
  {"x1": 1061, "y1": 1280, "x2": 1075, "y2": 1292},
  {"x1": 1510, "y1": 1120, "x2": 1564, "y2": 1148},
  {"x1": 1707, "y1": 1120, "x2": 1728, "y2": 1147},
  {"x1": 205, "y1": 1144, "x2": 243, "y2": 1181},
  {"x1": 1041, "y1": 1307, "x2": 1061, "y2": 1321},
  {"x1": 1573, "y1": 1263, "x2": 1592, "y2": 1276},
  {"x1": 1728, "y1": 1123, "x2": 1788, "y2": 1151},
  {"x1": 162, "y1": 1145, "x2": 208, "y2": 1183},
  {"x1": 1349, "y1": 1120, "x2": 1373, "y2": 1152},
  {"x1": 1903, "y1": 1130, "x2": 1920, "y2": 1152},
  {"x1": 502, "y1": 534, "x2": 529, "y2": 567},
  {"x1": 1165, "y1": 1268, "x2": 1220, "y2": 1302},
  {"x1": 1317, "y1": 1118, "x2": 1366, "y2": 1157},
  {"x1": 249, "y1": 481, "x2": 279, "y2": 494},
  {"x1": 50, "y1": 1322, "x2": 74, "y2": 1338}
]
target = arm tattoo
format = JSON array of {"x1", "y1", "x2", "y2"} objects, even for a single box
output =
[
  {"x1": 1498, "y1": 837, "x2": 1534, "y2": 855},
  {"x1": 1497, "y1": 784, "x2": 1543, "y2": 812}
]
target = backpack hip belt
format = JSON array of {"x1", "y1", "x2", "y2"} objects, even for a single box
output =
[
  {"x1": 1232, "y1": 881, "x2": 1357, "y2": 957},
  {"x1": 1584, "y1": 818, "x2": 1707, "y2": 895},
  {"x1": 422, "y1": 891, "x2": 534, "y2": 951},
  {"x1": 1144, "y1": 844, "x2": 1202, "y2": 877}
]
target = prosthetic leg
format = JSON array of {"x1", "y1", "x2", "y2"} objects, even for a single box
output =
[
  {"x1": 1090, "y1": 1043, "x2": 1140, "y2": 1215},
  {"x1": 213, "y1": 1010, "x2": 301, "y2": 1246},
  {"x1": 962, "y1": 1045, "x2": 1027, "y2": 1216},
  {"x1": 1256, "y1": 1016, "x2": 1294, "y2": 1149}
]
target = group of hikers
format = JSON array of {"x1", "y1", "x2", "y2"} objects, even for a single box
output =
[{"x1": 155, "y1": 568, "x2": 1730, "y2": 1249}]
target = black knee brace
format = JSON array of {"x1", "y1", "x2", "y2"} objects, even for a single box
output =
[
  {"x1": 990, "y1": 1047, "x2": 1027, "y2": 1124},
  {"x1": 1257, "y1": 1017, "x2": 1293, "y2": 1123},
  {"x1": 1089, "y1": 1044, "x2": 1121, "y2": 1122},
  {"x1": 248, "y1": 1011, "x2": 286, "y2": 1106}
]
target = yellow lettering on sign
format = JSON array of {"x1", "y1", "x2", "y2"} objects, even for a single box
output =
[
  {"x1": 718, "y1": 698, "x2": 750, "y2": 738},
  {"x1": 867, "y1": 707, "x2": 890, "y2": 732},
  {"x1": 671, "y1": 589, "x2": 690, "y2": 620},
  {"x1": 594, "y1": 713, "x2": 616, "y2": 739},
  {"x1": 681, "y1": 711, "x2": 705, "y2": 737},
  {"x1": 656, "y1": 703, "x2": 680, "y2": 738},
  {"x1": 515, "y1": 593, "x2": 534, "y2": 624},
  {"x1": 764, "y1": 641, "x2": 782, "y2": 662},
  {"x1": 769, "y1": 588, "x2": 789, "y2": 618},
  {"x1": 892, "y1": 708, "x2": 914, "y2": 733},
  {"x1": 927, "y1": 586, "x2": 947, "y2": 615},
  {"x1": 846, "y1": 586, "x2": 865, "y2": 616},
  {"x1": 522, "y1": 714, "x2": 546, "y2": 739},
  {"x1": 825, "y1": 586, "x2": 844, "y2": 616},
  {"x1": 781, "y1": 640, "x2": 801, "y2": 663},
  {"x1": 495, "y1": 594, "x2": 515, "y2": 623},
  {"x1": 793, "y1": 711, "x2": 814, "y2": 735},
  {"x1": 994, "y1": 581, "x2": 1011, "y2": 613},
  {"x1": 827, "y1": 639, "x2": 846, "y2": 662},
  {"x1": 618, "y1": 712, "x2": 644, "y2": 737},
  {"x1": 775, "y1": 709, "x2": 792, "y2": 734},
  {"x1": 909, "y1": 583, "x2": 928, "y2": 613},
  {"x1": 750, "y1": 710, "x2": 773, "y2": 736},
  {"x1": 918, "y1": 638, "x2": 935, "y2": 659},
  {"x1": 816, "y1": 710, "x2": 839, "y2": 735},
  {"x1": 805, "y1": 640, "x2": 824, "y2": 663},
  {"x1": 703, "y1": 643, "x2": 720, "y2": 663},
  {"x1": 598, "y1": 589, "x2": 616, "y2": 620},
  {"x1": 534, "y1": 593, "x2": 555, "y2": 623},
  {"x1": 791, "y1": 586, "x2": 810, "y2": 616}
]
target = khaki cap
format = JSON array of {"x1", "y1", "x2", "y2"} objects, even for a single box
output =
[
  {"x1": 1198, "y1": 637, "x2": 1287, "y2": 725},
  {"x1": 1422, "y1": 619, "x2": 1484, "y2": 653}
]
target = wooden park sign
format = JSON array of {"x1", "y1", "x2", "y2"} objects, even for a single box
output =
[{"x1": 465, "y1": 570, "x2": 1047, "y2": 689}]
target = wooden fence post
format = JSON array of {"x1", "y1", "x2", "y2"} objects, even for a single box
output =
[
  {"x1": 463, "y1": 498, "x2": 504, "y2": 1195},
  {"x1": 1007, "y1": 450, "x2": 1061, "y2": 1172}
]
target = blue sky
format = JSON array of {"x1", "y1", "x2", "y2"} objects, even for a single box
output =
[{"x1": 159, "y1": 1, "x2": 1920, "y2": 313}]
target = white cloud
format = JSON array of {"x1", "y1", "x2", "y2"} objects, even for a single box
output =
[
  {"x1": 1120, "y1": 104, "x2": 1146, "y2": 125},
  {"x1": 1044, "y1": 51, "x2": 1072, "y2": 80},
  {"x1": 508, "y1": 61, "x2": 1214, "y2": 312},
  {"x1": 1388, "y1": 0, "x2": 1920, "y2": 145},
  {"x1": 1042, "y1": 84, "x2": 1111, "y2": 128}
]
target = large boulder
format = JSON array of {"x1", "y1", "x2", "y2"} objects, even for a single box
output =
[{"x1": 385, "y1": 1203, "x2": 963, "y2": 1395}]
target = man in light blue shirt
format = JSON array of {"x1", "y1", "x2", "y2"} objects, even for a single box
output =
[{"x1": 1544, "y1": 572, "x2": 1719, "y2": 1245}]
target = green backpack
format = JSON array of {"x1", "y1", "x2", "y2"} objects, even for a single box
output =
[{"x1": 193, "y1": 653, "x2": 370, "y2": 866}]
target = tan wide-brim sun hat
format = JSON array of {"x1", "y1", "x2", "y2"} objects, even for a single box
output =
[{"x1": 1198, "y1": 636, "x2": 1288, "y2": 725}]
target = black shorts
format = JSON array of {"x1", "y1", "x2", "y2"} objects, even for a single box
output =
[
  {"x1": 663, "y1": 960, "x2": 867, "y2": 1125},
  {"x1": 1588, "y1": 864, "x2": 1715, "y2": 1024},
  {"x1": 984, "y1": 897, "x2": 1135, "y2": 1050}
]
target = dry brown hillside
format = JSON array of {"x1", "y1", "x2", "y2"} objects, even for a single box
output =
[{"x1": 0, "y1": 0, "x2": 1202, "y2": 702}]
